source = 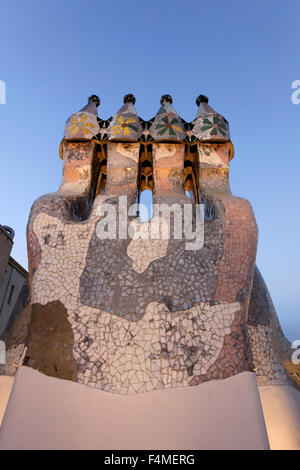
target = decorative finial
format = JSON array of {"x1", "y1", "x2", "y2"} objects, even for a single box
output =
[
  {"x1": 160, "y1": 94, "x2": 173, "y2": 105},
  {"x1": 88, "y1": 95, "x2": 100, "y2": 107},
  {"x1": 196, "y1": 95, "x2": 209, "y2": 106},
  {"x1": 123, "y1": 94, "x2": 136, "y2": 105}
]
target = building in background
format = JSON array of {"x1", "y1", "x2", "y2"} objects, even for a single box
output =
[
  {"x1": 0, "y1": 226, "x2": 28, "y2": 336},
  {"x1": 0, "y1": 226, "x2": 14, "y2": 284}
]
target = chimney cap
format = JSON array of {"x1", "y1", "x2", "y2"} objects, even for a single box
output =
[
  {"x1": 88, "y1": 95, "x2": 100, "y2": 107},
  {"x1": 160, "y1": 94, "x2": 173, "y2": 105},
  {"x1": 196, "y1": 94, "x2": 209, "y2": 106},
  {"x1": 123, "y1": 94, "x2": 136, "y2": 105}
]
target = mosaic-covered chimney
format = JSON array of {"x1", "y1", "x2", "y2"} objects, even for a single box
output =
[{"x1": 21, "y1": 93, "x2": 299, "y2": 396}]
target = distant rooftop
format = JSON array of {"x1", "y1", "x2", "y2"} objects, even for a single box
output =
[{"x1": 0, "y1": 225, "x2": 14, "y2": 242}]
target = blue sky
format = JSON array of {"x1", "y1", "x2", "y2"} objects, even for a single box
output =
[{"x1": 0, "y1": 0, "x2": 299, "y2": 340}]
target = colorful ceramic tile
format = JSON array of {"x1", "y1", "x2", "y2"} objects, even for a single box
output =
[
  {"x1": 63, "y1": 96, "x2": 100, "y2": 140},
  {"x1": 191, "y1": 95, "x2": 230, "y2": 142},
  {"x1": 149, "y1": 95, "x2": 186, "y2": 141},
  {"x1": 107, "y1": 94, "x2": 143, "y2": 141}
]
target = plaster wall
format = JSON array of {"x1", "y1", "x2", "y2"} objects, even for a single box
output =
[
  {"x1": 259, "y1": 385, "x2": 300, "y2": 450},
  {"x1": 0, "y1": 367, "x2": 269, "y2": 450},
  {"x1": 0, "y1": 376, "x2": 13, "y2": 426}
]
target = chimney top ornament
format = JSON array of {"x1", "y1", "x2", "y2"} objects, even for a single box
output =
[
  {"x1": 160, "y1": 94, "x2": 173, "y2": 105},
  {"x1": 88, "y1": 95, "x2": 100, "y2": 107},
  {"x1": 123, "y1": 94, "x2": 136, "y2": 105},
  {"x1": 196, "y1": 94, "x2": 209, "y2": 106}
]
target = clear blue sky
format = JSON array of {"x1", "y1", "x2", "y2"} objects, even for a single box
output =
[{"x1": 0, "y1": 0, "x2": 299, "y2": 340}]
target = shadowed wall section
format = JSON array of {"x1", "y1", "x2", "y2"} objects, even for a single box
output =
[{"x1": 25, "y1": 301, "x2": 77, "y2": 381}]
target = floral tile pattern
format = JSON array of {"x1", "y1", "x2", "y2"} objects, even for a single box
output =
[
  {"x1": 64, "y1": 112, "x2": 99, "y2": 140},
  {"x1": 111, "y1": 116, "x2": 139, "y2": 137},
  {"x1": 192, "y1": 114, "x2": 230, "y2": 142}
]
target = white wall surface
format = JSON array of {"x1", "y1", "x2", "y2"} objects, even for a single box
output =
[
  {"x1": 0, "y1": 376, "x2": 14, "y2": 425},
  {"x1": 0, "y1": 367, "x2": 269, "y2": 450},
  {"x1": 259, "y1": 384, "x2": 300, "y2": 450}
]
